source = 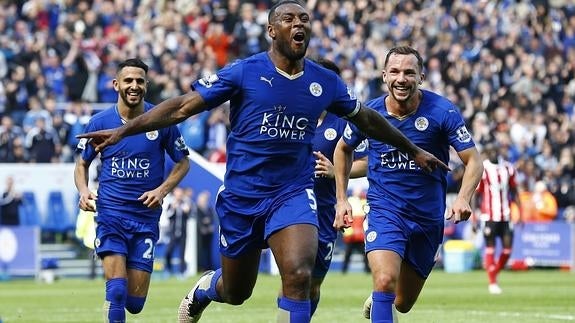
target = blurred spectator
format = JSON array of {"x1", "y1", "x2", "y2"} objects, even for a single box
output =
[
  {"x1": 51, "y1": 112, "x2": 72, "y2": 162},
  {"x1": 232, "y1": 2, "x2": 267, "y2": 58},
  {"x1": 0, "y1": 176, "x2": 22, "y2": 225},
  {"x1": 24, "y1": 117, "x2": 59, "y2": 163},
  {"x1": 63, "y1": 101, "x2": 91, "y2": 151},
  {"x1": 22, "y1": 96, "x2": 52, "y2": 133},
  {"x1": 97, "y1": 63, "x2": 118, "y2": 103},
  {"x1": 520, "y1": 181, "x2": 559, "y2": 222},
  {"x1": 164, "y1": 187, "x2": 195, "y2": 277},
  {"x1": 0, "y1": 115, "x2": 25, "y2": 162},
  {"x1": 196, "y1": 190, "x2": 216, "y2": 272},
  {"x1": 205, "y1": 23, "x2": 234, "y2": 69},
  {"x1": 5, "y1": 65, "x2": 32, "y2": 125}
]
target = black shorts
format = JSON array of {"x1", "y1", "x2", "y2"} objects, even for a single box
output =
[{"x1": 482, "y1": 221, "x2": 513, "y2": 244}]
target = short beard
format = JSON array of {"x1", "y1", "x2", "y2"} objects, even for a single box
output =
[
  {"x1": 277, "y1": 41, "x2": 307, "y2": 61},
  {"x1": 120, "y1": 92, "x2": 142, "y2": 109}
]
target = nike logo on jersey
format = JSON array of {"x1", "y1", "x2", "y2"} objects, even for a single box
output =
[{"x1": 260, "y1": 76, "x2": 273, "y2": 87}]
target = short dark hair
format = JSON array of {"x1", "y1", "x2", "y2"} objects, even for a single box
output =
[
  {"x1": 384, "y1": 46, "x2": 424, "y2": 72},
  {"x1": 268, "y1": 0, "x2": 305, "y2": 24},
  {"x1": 117, "y1": 58, "x2": 149, "y2": 74},
  {"x1": 313, "y1": 57, "x2": 341, "y2": 76}
]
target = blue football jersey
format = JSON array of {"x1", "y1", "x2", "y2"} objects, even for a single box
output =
[
  {"x1": 343, "y1": 90, "x2": 476, "y2": 222},
  {"x1": 313, "y1": 114, "x2": 367, "y2": 242},
  {"x1": 78, "y1": 102, "x2": 189, "y2": 223},
  {"x1": 193, "y1": 52, "x2": 360, "y2": 198}
]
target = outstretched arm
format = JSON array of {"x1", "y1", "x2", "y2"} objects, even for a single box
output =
[
  {"x1": 78, "y1": 92, "x2": 208, "y2": 151},
  {"x1": 348, "y1": 106, "x2": 449, "y2": 172}
]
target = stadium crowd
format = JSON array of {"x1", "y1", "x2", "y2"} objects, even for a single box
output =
[{"x1": 1, "y1": 0, "x2": 575, "y2": 220}]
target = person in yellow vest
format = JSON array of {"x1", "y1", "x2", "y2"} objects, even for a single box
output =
[{"x1": 342, "y1": 186, "x2": 370, "y2": 273}]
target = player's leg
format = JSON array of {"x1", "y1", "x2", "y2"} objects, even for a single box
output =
[
  {"x1": 126, "y1": 269, "x2": 151, "y2": 314},
  {"x1": 495, "y1": 222, "x2": 513, "y2": 273},
  {"x1": 95, "y1": 217, "x2": 130, "y2": 322},
  {"x1": 178, "y1": 188, "x2": 264, "y2": 322},
  {"x1": 482, "y1": 221, "x2": 501, "y2": 293},
  {"x1": 367, "y1": 249, "x2": 402, "y2": 322},
  {"x1": 362, "y1": 207, "x2": 406, "y2": 322},
  {"x1": 219, "y1": 251, "x2": 262, "y2": 304},
  {"x1": 309, "y1": 276, "x2": 326, "y2": 316},
  {"x1": 101, "y1": 254, "x2": 129, "y2": 323},
  {"x1": 279, "y1": 238, "x2": 330, "y2": 317},
  {"x1": 309, "y1": 238, "x2": 334, "y2": 316},
  {"x1": 269, "y1": 223, "x2": 317, "y2": 323},
  {"x1": 394, "y1": 217, "x2": 442, "y2": 313},
  {"x1": 178, "y1": 250, "x2": 261, "y2": 323},
  {"x1": 123, "y1": 219, "x2": 159, "y2": 315},
  {"x1": 282, "y1": 194, "x2": 336, "y2": 317},
  {"x1": 394, "y1": 261, "x2": 426, "y2": 313}
]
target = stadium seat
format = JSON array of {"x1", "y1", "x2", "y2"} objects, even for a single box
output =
[
  {"x1": 43, "y1": 191, "x2": 74, "y2": 234},
  {"x1": 19, "y1": 191, "x2": 41, "y2": 226}
]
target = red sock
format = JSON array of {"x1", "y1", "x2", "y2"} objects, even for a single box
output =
[
  {"x1": 496, "y1": 248, "x2": 512, "y2": 273},
  {"x1": 484, "y1": 247, "x2": 496, "y2": 284}
]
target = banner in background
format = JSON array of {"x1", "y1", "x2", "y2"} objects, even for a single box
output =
[
  {"x1": 511, "y1": 222, "x2": 574, "y2": 267},
  {"x1": 0, "y1": 226, "x2": 40, "y2": 277}
]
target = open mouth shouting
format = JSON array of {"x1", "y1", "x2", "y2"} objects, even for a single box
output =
[{"x1": 292, "y1": 31, "x2": 306, "y2": 46}]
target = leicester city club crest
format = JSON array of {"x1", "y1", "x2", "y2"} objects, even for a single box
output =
[
  {"x1": 146, "y1": 130, "x2": 159, "y2": 140},
  {"x1": 414, "y1": 117, "x2": 429, "y2": 131},
  {"x1": 324, "y1": 128, "x2": 337, "y2": 141},
  {"x1": 309, "y1": 82, "x2": 322, "y2": 97}
]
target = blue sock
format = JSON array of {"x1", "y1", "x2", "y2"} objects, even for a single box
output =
[
  {"x1": 105, "y1": 278, "x2": 127, "y2": 323},
  {"x1": 125, "y1": 295, "x2": 146, "y2": 314},
  {"x1": 371, "y1": 291, "x2": 395, "y2": 323},
  {"x1": 195, "y1": 268, "x2": 223, "y2": 303},
  {"x1": 278, "y1": 296, "x2": 310, "y2": 323},
  {"x1": 310, "y1": 298, "x2": 319, "y2": 317}
]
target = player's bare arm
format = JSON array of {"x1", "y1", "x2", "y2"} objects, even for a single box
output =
[
  {"x1": 333, "y1": 137, "x2": 355, "y2": 231},
  {"x1": 139, "y1": 157, "x2": 190, "y2": 208},
  {"x1": 349, "y1": 106, "x2": 449, "y2": 172},
  {"x1": 78, "y1": 92, "x2": 208, "y2": 152},
  {"x1": 73, "y1": 157, "x2": 97, "y2": 212},
  {"x1": 448, "y1": 147, "x2": 483, "y2": 223}
]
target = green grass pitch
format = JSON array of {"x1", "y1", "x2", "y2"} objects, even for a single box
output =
[{"x1": 0, "y1": 269, "x2": 574, "y2": 322}]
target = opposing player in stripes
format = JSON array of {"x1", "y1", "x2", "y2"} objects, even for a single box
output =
[{"x1": 476, "y1": 142, "x2": 522, "y2": 294}]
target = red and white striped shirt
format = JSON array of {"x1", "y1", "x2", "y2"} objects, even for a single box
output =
[{"x1": 476, "y1": 159, "x2": 517, "y2": 222}]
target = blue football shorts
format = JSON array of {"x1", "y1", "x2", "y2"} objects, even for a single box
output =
[
  {"x1": 364, "y1": 205, "x2": 443, "y2": 278},
  {"x1": 313, "y1": 237, "x2": 336, "y2": 278},
  {"x1": 313, "y1": 204, "x2": 338, "y2": 278},
  {"x1": 215, "y1": 186, "x2": 318, "y2": 259},
  {"x1": 95, "y1": 215, "x2": 159, "y2": 273}
]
